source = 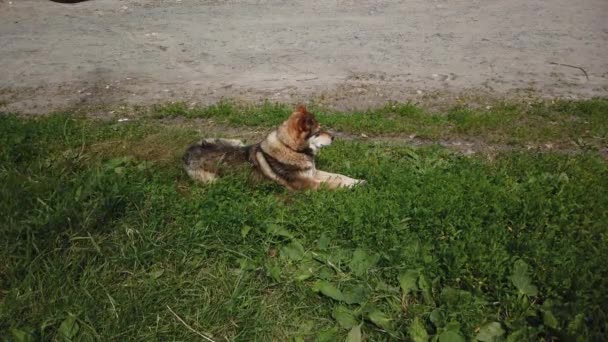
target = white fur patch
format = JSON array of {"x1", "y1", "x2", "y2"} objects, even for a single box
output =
[
  {"x1": 308, "y1": 134, "x2": 332, "y2": 154},
  {"x1": 186, "y1": 169, "x2": 217, "y2": 183}
]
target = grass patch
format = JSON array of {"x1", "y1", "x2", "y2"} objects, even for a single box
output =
[
  {"x1": 150, "y1": 98, "x2": 608, "y2": 149},
  {"x1": 1, "y1": 112, "x2": 607, "y2": 340}
]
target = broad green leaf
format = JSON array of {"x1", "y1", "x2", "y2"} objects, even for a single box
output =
[
  {"x1": 542, "y1": 309, "x2": 559, "y2": 329},
  {"x1": 567, "y1": 313, "x2": 585, "y2": 335},
  {"x1": 506, "y1": 329, "x2": 528, "y2": 342},
  {"x1": 74, "y1": 186, "x2": 82, "y2": 202},
  {"x1": 311, "y1": 251, "x2": 330, "y2": 264},
  {"x1": 265, "y1": 262, "x2": 281, "y2": 282},
  {"x1": 349, "y1": 248, "x2": 379, "y2": 277},
  {"x1": 241, "y1": 225, "x2": 252, "y2": 238},
  {"x1": 10, "y1": 328, "x2": 35, "y2": 342},
  {"x1": 432, "y1": 276, "x2": 441, "y2": 292},
  {"x1": 367, "y1": 310, "x2": 393, "y2": 331},
  {"x1": 346, "y1": 324, "x2": 362, "y2": 342},
  {"x1": 429, "y1": 309, "x2": 445, "y2": 328},
  {"x1": 440, "y1": 287, "x2": 472, "y2": 306},
  {"x1": 238, "y1": 258, "x2": 256, "y2": 271},
  {"x1": 475, "y1": 322, "x2": 505, "y2": 341},
  {"x1": 438, "y1": 330, "x2": 465, "y2": 342},
  {"x1": 297, "y1": 320, "x2": 314, "y2": 335},
  {"x1": 312, "y1": 281, "x2": 345, "y2": 302},
  {"x1": 445, "y1": 321, "x2": 461, "y2": 332},
  {"x1": 399, "y1": 269, "x2": 419, "y2": 296},
  {"x1": 317, "y1": 233, "x2": 330, "y2": 250},
  {"x1": 294, "y1": 260, "x2": 317, "y2": 281},
  {"x1": 266, "y1": 224, "x2": 294, "y2": 239},
  {"x1": 294, "y1": 269, "x2": 314, "y2": 281},
  {"x1": 78, "y1": 332, "x2": 95, "y2": 342},
  {"x1": 375, "y1": 280, "x2": 400, "y2": 293},
  {"x1": 409, "y1": 317, "x2": 429, "y2": 342},
  {"x1": 343, "y1": 284, "x2": 370, "y2": 304},
  {"x1": 316, "y1": 326, "x2": 339, "y2": 341},
  {"x1": 333, "y1": 306, "x2": 358, "y2": 329},
  {"x1": 418, "y1": 274, "x2": 434, "y2": 305},
  {"x1": 149, "y1": 269, "x2": 164, "y2": 279},
  {"x1": 317, "y1": 267, "x2": 335, "y2": 280},
  {"x1": 58, "y1": 315, "x2": 79, "y2": 340},
  {"x1": 510, "y1": 260, "x2": 538, "y2": 296},
  {"x1": 281, "y1": 241, "x2": 305, "y2": 261}
]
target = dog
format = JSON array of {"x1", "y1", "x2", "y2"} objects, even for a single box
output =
[{"x1": 182, "y1": 105, "x2": 366, "y2": 190}]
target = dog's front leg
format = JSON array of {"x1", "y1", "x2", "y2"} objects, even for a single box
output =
[{"x1": 314, "y1": 170, "x2": 365, "y2": 189}]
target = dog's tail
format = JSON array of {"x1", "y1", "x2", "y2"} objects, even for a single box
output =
[{"x1": 182, "y1": 138, "x2": 247, "y2": 183}]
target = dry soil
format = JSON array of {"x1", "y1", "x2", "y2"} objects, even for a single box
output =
[{"x1": 1, "y1": 0, "x2": 607, "y2": 114}]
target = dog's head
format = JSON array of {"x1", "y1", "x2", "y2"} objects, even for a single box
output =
[{"x1": 280, "y1": 105, "x2": 333, "y2": 153}]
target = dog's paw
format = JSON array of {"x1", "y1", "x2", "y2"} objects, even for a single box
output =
[
  {"x1": 355, "y1": 179, "x2": 367, "y2": 186},
  {"x1": 345, "y1": 179, "x2": 366, "y2": 188}
]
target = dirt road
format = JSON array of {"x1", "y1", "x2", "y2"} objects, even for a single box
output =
[{"x1": 1, "y1": 0, "x2": 607, "y2": 113}]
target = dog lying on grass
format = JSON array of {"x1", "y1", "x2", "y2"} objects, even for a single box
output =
[{"x1": 183, "y1": 105, "x2": 366, "y2": 190}]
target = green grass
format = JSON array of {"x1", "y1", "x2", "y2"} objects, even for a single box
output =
[
  {"x1": 148, "y1": 98, "x2": 608, "y2": 148},
  {"x1": 1, "y1": 103, "x2": 608, "y2": 341}
]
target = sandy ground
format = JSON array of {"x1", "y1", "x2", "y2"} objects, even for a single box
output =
[{"x1": 1, "y1": 0, "x2": 607, "y2": 114}]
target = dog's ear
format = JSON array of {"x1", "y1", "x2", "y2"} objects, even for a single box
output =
[
  {"x1": 298, "y1": 112, "x2": 316, "y2": 132},
  {"x1": 295, "y1": 104, "x2": 308, "y2": 114}
]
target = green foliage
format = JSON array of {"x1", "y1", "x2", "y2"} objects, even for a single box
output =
[
  {"x1": 409, "y1": 317, "x2": 430, "y2": 342},
  {"x1": 346, "y1": 324, "x2": 362, "y2": 342},
  {"x1": 57, "y1": 315, "x2": 79, "y2": 341},
  {"x1": 147, "y1": 98, "x2": 608, "y2": 149},
  {"x1": 312, "y1": 281, "x2": 345, "y2": 302},
  {"x1": 399, "y1": 269, "x2": 419, "y2": 296},
  {"x1": 333, "y1": 306, "x2": 358, "y2": 329},
  {"x1": 1, "y1": 109, "x2": 607, "y2": 340},
  {"x1": 348, "y1": 248, "x2": 379, "y2": 277},
  {"x1": 510, "y1": 259, "x2": 539, "y2": 296},
  {"x1": 476, "y1": 322, "x2": 505, "y2": 341},
  {"x1": 367, "y1": 310, "x2": 393, "y2": 331}
]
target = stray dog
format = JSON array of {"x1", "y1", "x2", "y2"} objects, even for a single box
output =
[{"x1": 183, "y1": 105, "x2": 365, "y2": 190}]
